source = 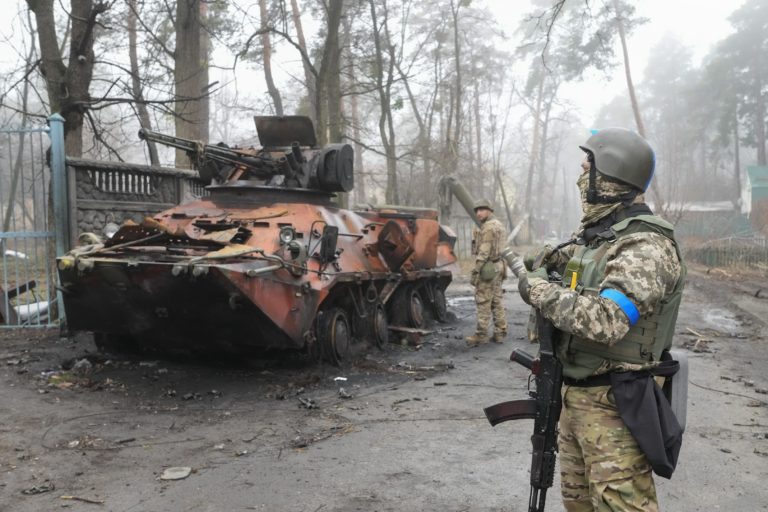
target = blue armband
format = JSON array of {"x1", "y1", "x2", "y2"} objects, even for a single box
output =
[{"x1": 599, "y1": 288, "x2": 640, "y2": 326}]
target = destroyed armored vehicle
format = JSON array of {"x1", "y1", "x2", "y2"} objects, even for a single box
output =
[{"x1": 57, "y1": 116, "x2": 458, "y2": 363}]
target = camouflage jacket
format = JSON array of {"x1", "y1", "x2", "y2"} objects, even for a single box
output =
[
  {"x1": 472, "y1": 215, "x2": 506, "y2": 274},
  {"x1": 528, "y1": 229, "x2": 682, "y2": 371}
]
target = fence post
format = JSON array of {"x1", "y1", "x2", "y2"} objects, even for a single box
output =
[
  {"x1": 48, "y1": 114, "x2": 68, "y2": 326},
  {"x1": 48, "y1": 114, "x2": 69, "y2": 256}
]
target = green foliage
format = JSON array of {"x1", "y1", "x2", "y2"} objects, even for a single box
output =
[
  {"x1": 517, "y1": 0, "x2": 648, "y2": 89},
  {"x1": 704, "y1": 0, "x2": 768, "y2": 157}
]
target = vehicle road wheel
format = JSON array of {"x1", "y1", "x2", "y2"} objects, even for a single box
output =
[
  {"x1": 372, "y1": 304, "x2": 389, "y2": 349},
  {"x1": 319, "y1": 308, "x2": 351, "y2": 366},
  {"x1": 432, "y1": 286, "x2": 448, "y2": 323},
  {"x1": 390, "y1": 284, "x2": 426, "y2": 329},
  {"x1": 406, "y1": 286, "x2": 425, "y2": 328}
]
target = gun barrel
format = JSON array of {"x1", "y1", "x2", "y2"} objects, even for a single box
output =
[
  {"x1": 138, "y1": 128, "x2": 278, "y2": 176},
  {"x1": 138, "y1": 128, "x2": 198, "y2": 153},
  {"x1": 501, "y1": 247, "x2": 526, "y2": 277}
]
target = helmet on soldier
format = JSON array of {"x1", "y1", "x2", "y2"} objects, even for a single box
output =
[
  {"x1": 473, "y1": 198, "x2": 494, "y2": 212},
  {"x1": 579, "y1": 128, "x2": 655, "y2": 192}
]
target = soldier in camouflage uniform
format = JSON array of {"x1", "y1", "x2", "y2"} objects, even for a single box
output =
[
  {"x1": 466, "y1": 199, "x2": 508, "y2": 346},
  {"x1": 518, "y1": 128, "x2": 686, "y2": 511}
]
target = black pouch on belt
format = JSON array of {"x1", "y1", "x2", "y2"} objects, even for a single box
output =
[{"x1": 609, "y1": 360, "x2": 683, "y2": 479}]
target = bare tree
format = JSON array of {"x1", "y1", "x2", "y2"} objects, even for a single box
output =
[
  {"x1": 368, "y1": 0, "x2": 398, "y2": 203},
  {"x1": 26, "y1": 0, "x2": 109, "y2": 156},
  {"x1": 316, "y1": 0, "x2": 344, "y2": 145},
  {"x1": 289, "y1": 0, "x2": 316, "y2": 122},
  {"x1": 259, "y1": 0, "x2": 283, "y2": 116},
  {"x1": 128, "y1": 0, "x2": 158, "y2": 164}
]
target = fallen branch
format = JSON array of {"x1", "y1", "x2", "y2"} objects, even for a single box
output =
[{"x1": 60, "y1": 495, "x2": 105, "y2": 505}]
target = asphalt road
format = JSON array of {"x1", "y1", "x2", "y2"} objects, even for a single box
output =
[{"x1": 1, "y1": 267, "x2": 767, "y2": 511}]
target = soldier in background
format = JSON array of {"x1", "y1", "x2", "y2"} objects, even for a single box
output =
[
  {"x1": 518, "y1": 128, "x2": 686, "y2": 511},
  {"x1": 466, "y1": 199, "x2": 508, "y2": 346}
]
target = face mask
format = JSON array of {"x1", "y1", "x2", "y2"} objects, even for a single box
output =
[{"x1": 577, "y1": 169, "x2": 637, "y2": 227}]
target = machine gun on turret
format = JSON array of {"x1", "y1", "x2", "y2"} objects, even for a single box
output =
[{"x1": 139, "y1": 115, "x2": 354, "y2": 193}]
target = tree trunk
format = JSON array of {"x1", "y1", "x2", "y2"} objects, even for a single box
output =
[
  {"x1": 369, "y1": 0, "x2": 398, "y2": 204},
  {"x1": 473, "y1": 82, "x2": 483, "y2": 193},
  {"x1": 613, "y1": 0, "x2": 664, "y2": 209},
  {"x1": 448, "y1": 0, "x2": 462, "y2": 176},
  {"x1": 174, "y1": 0, "x2": 209, "y2": 167},
  {"x1": 754, "y1": 61, "x2": 766, "y2": 165},
  {"x1": 128, "y1": 0, "x2": 159, "y2": 165},
  {"x1": 535, "y1": 100, "x2": 552, "y2": 224},
  {"x1": 27, "y1": 0, "x2": 106, "y2": 156},
  {"x1": 259, "y1": 0, "x2": 283, "y2": 116},
  {"x1": 734, "y1": 111, "x2": 742, "y2": 208},
  {"x1": 395, "y1": 58, "x2": 432, "y2": 204},
  {"x1": 315, "y1": 0, "x2": 343, "y2": 147},
  {"x1": 524, "y1": 73, "x2": 545, "y2": 213},
  {"x1": 350, "y1": 90, "x2": 366, "y2": 205},
  {"x1": 343, "y1": 14, "x2": 365, "y2": 206},
  {"x1": 290, "y1": 0, "x2": 316, "y2": 123}
]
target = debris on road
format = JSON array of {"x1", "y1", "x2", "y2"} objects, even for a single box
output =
[
  {"x1": 21, "y1": 481, "x2": 55, "y2": 495},
  {"x1": 338, "y1": 387, "x2": 353, "y2": 399},
  {"x1": 72, "y1": 358, "x2": 93, "y2": 376},
  {"x1": 60, "y1": 495, "x2": 105, "y2": 505},
  {"x1": 682, "y1": 338, "x2": 713, "y2": 353},
  {"x1": 159, "y1": 467, "x2": 192, "y2": 481},
  {"x1": 298, "y1": 397, "x2": 317, "y2": 409}
]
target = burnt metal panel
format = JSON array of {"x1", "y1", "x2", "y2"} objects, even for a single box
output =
[{"x1": 255, "y1": 116, "x2": 317, "y2": 148}]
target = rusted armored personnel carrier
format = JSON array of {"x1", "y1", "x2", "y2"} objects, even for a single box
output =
[{"x1": 57, "y1": 116, "x2": 458, "y2": 363}]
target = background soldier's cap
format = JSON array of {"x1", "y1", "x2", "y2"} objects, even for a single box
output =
[{"x1": 473, "y1": 198, "x2": 494, "y2": 211}]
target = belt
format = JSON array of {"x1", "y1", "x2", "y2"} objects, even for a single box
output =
[{"x1": 563, "y1": 373, "x2": 613, "y2": 387}]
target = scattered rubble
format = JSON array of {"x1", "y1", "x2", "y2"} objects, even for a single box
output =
[
  {"x1": 21, "y1": 481, "x2": 55, "y2": 495},
  {"x1": 298, "y1": 397, "x2": 317, "y2": 409},
  {"x1": 159, "y1": 467, "x2": 192, "y2": 481}
]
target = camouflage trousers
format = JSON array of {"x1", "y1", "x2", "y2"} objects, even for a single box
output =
[
  {"x1": 474, "y1": 275, "x2": 507, "y2": 337},
  {"x1": 559, "y1": 385, "x2": 658, "y2": 512}
]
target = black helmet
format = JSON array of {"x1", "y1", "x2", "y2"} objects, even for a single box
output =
[
  {"x1": 579, "y1": 128, "x2": 655, "y2": 192},
  {"x1": 473, "y1": 198, "x2": 494, "y2": 211}
]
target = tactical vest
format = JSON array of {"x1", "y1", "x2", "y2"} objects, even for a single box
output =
[
  {"x1": 557, "y1": 215, "x2": 687, "y2": 380},
  {"x1": 474, "y1": 217, "x2": 504, "y2": 281}
]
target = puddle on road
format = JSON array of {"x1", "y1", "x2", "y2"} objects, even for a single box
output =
[
  {"x1": 702, "y1": 308, "x2": 741, "y2": 333},
  {"x1": 447, "y1": 295, "x2": 475, "y2": 307}
]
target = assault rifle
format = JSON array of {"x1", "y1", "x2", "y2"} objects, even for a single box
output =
[{"x1": 484, "y1": 257, "x2": 563, "y2": 512}]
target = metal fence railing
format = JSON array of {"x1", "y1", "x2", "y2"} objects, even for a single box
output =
[
  {"x1": 0, "y1": 123, "x2": 58, "y2": 327},
  {"x1": 684, "y1": 237, "x2": 768, "y2": 271}
]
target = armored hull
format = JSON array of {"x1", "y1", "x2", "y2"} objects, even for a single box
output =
[{"x1": 58, "y1": 183, "x2": 458, "y2": 362}]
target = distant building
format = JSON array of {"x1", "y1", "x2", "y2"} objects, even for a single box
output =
[{"x1": 747, "y1": 166, "x2": 768, "y2": 235}]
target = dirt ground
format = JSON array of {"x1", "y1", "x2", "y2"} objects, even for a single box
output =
[{"x1": 1, "y1": 265, "x2": 767, "y2": 512}]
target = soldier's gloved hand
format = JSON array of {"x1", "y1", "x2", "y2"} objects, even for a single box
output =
[
  {"x1": 518, "y1": 267, "x2": 548, "y2": 305},
  {"x1": 523, "y1": 245, "x2": 554, "y2": 271},
  {"x1": 470, "y1": 271, "x2": 479, "y2": 287}
]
